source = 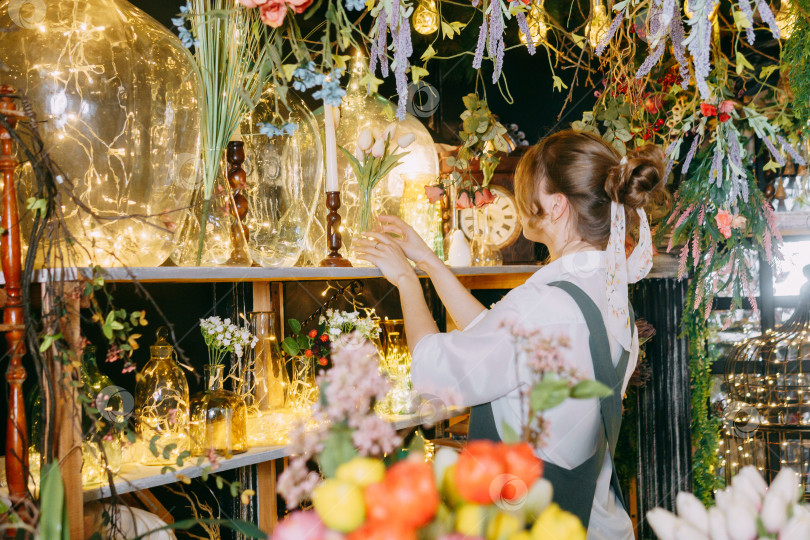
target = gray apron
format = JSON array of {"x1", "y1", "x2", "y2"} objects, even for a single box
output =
[{"x1": 467, "y1": 280, "x2": 633, "y2": 530}]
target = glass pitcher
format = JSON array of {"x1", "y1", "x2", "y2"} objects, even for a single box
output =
[{"x1": 134, "y1": 328, "x2": 190, "y2": 465}]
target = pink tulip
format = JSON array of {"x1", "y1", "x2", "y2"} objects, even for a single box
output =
[
  {"x1": 676, "y1": 492, "x2": 709, "y2": 534},
  {"x1": 455, "y1": 191, "x2": 473, "y2": 209},
  {"x1": 357, "y1": 128, "x2": 373, "y2": 153},
  {"x1": 474, "y1": 190, "x2": 486, "y2": 208},
  {"x1": 272, "y1": 511, "x2": 327, "y2": 540},
  {"x1": 724, "y1": 501, "x2": 757, "y2": 540},
  {"x1": 647, "y1": 508, "x2": 681, "y2": 540},
  {"x1": 424, "y1": 185, "x2": 445, "y2": 204},
  {"x1": 397, "y1": 133, "x2": 415, "y2": 148},
  {"x1": 708, "y1": 507, "x2": 730, "y2": 540},
  {"x1": 237, "y1": 0, "x2": 268, "y2": 6},
  {"x1": 371, "y1": 138, "x2": 385, "y2": 158}
]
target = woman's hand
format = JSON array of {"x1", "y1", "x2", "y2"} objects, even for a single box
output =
[
  {"x1": 354, "y1": 233, "x2": 419, "y2": 288},
  {"x1": 376, "y1": 215, "x2": 440, "y2": 270}
]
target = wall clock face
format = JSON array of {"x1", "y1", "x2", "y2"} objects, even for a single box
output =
[{"x1": 460, "y1": 185, "x2": 523, "y2": 249}]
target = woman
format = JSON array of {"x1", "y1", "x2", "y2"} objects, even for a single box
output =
[{"x1": 355, "y1": 130, "x2": 664, "y2": 539}]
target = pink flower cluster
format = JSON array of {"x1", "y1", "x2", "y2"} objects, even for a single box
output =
[
  {"x1": 237, "y1": 0, "x2": 311, "y2": 27},
  {"x1": 500, "y1": 319, "x2": 576, "y2": 379},
  {"x1": 714, "y1": 209, "x2": 747, "y2": 239},
  {"x1": 276, "y1": 332, "x2": 401, "y2": 508}
]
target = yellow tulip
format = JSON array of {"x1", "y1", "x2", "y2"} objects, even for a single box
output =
[{"x1": 530, "y1": 504, "x2": 586, "y2": 540}]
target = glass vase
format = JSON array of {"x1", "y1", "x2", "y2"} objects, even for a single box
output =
[
  {"x1": 379, "y1": 319, "x2": 417, "y2": 415},
  {"x1": 241, "y1": 87, "x2": 323, "y2": 267},
  {"x1": 244, "y1": 311, "x2": 293, "y2": 445},
  {"x1": 170, "y1": 165, "x2": 252, "y2": 266},
  {"x1": 305, "y1": 56, "x2": 440, "y2": 265},
  {"x1": 469, "y1": 206, "x2": 503, "y2": 267},
  {"x1": 289, "y1": 356, "x2": 318, "y2": 414},
  {"x1": 190, "y1": 365, "x2": 248, "y2": 456},
  {"x1": 0, "y1": 0, "x2": 200, "y2": 267},
  {"x1": 399, "y1": 174, "x2": 443, "y2": 255},
  {"x1": 134, "y1": 328, "x2": 190, "y2": 466}
]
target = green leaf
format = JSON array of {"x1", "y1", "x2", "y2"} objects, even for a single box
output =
[
  {"x1": 530, "y1": 376, "x2": 571, "y2": 411},
  {"x1": 162, "y1": 443, "x2": 178, "y2": 460},
  {"x1": 281, "y1": 336, "x2": 300, "y2": 356},
  {"x1": 421, "y1": 44, "x2": 437, "y2": 62},
  {"x1": 317, "y1": 424, "x2": 358, "y2": 477},
  {"x1": 570, "y1": 380, "x2": 614, "y2": 399},
  {"x1": 411, "y1": 65, "x2": 429, "y2": 84},
  {"x1": 552, "y1": 76, "x2": 568, "y2": 92},
  {"x1": 40, "y1": 461, "x2": 65, "y2": 540},
  {"x1": 763, "y1": 159, "x2": 782, "y2": 172},
  {"x1": 149, "y1": 434, "x2": 160, "y2": 457},
  {"x1": 215, "y1": 476, "x2": 224, "y2": 490},
  {"x1": 230, "y1": 481, "x2": 241, "y2": 498},
  {"x1": 440, "y1": 20, "x2": 464, "y2": 39},
  {"x1": 281, "y1": 63, "x2": 298, "y2": 82},
  {"x1": 733, "y1": 8, "x2": 752, "y2": 30},
  {"x1": 759, "y1": 65, "x2": 779, "y2": 80},
  {"x1": 359, "y1": 71, "x2": 384, "y2": 95},
  {"x1": 500, "y1": 421, "x2": 521, "y2": 444},
  {"x1": 26, "y1": 197, "x2": 47, "y2": 218},
  {"x1": 288, "y1": 318, "x2": 302, "y2": 335},
  {"x1": 736, "y1": 51, "x2": 754, "y2": 76}
]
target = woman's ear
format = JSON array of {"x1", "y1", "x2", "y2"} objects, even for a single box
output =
[{"x1": 550, "y1": 193, "x2": 569, "y2": 223}]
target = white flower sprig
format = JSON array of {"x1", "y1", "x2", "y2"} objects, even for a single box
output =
[
  {"x1": 199, "y1": 316, "x2": 258, "y2": 366},
  {"x1": 318, "y1": 309, "x2": 380, "y2": 343}
]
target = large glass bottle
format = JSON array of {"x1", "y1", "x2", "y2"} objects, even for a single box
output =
[
  {"x1": 134, "y1": 328, "x2": 190, "y2": 466},
  {"x1": 241, "y1": 87, "x2": 323, "y2": 267},
  {"x1": 0, "y1": 0, "x2": 200, "y2": 267},
  {"x1": 190, "y1": 364, "x2": 248, "y2": 456}
]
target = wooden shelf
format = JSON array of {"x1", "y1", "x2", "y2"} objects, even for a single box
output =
[
  {"x1": 11, "y1": 264, "x2": 541, "y2": 285},
  {"x1": 776, "y1": 210, "x2": 810, "y2": 237},
  {"x1": 79, "y1": 408, "x2": 465, "y2": 501}
]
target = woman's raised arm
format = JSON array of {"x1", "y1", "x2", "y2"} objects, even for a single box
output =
[{"x1": 372, "y1": 216, "x2": 487, "y2": 329}]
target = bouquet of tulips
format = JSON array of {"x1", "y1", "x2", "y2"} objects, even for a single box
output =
[
  {"x1": 340, "y1": 123, "x2": 414, "y2": 233},
  {"x1": 648, "y1": 466, "x2": 810, "y2": 540},
  {"x1": 273, "y1": 441, "x2": 585, "y2": 540}
]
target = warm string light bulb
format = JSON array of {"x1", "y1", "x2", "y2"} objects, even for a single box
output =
[
  {"x1": 776, "y1": 0, "x2": 794, "y2": 39},
  {"x1": 520, "y1": 1, "x2": 549, "y2": 46},
  {"x1": 413, "y1": 0, "x2": 440, "y2": 35},
  {"x1": 587, "y1": 0, "x2": 610, "y2": 49}
]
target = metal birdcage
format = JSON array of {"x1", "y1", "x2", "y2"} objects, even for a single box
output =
[{"x1": 723, "y1": 265, "x2": 810, "y2": 499}]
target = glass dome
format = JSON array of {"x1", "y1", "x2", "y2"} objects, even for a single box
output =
[
  {"x1": 0, "y1": 0, "x2": 200, "y2": 267},
  {"x1": 240, "y1": 87, "x2": 323, "y2": 267},
  {"x1": 724, "y1": 265, "x2": 810, "y2": 498},
  {"x1": 304, "y1": 56, "x2": 439, "y2": 265}
]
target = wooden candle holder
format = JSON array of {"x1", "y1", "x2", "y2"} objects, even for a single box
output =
[
  {"x1": 319, "y1": 191, "x2": 352, "y2": 267},
  {"x1": 0, "y1": 85, "x2": 28, "y2": 511}
]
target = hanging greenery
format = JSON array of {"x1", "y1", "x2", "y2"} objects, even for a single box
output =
[{"x1": 684, "y1": 280, "x2": 724, "y2": 504}]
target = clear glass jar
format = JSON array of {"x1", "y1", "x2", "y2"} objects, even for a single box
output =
[
  {"x1": 134, "y1": 328, "x2": 190, "y2": 466},
  {"x1": 289, "y1": 356, "x2": 318, "y2": 414},
  {"x1": 399, "y1": 174, "x2": 443, "y2": 254},
  {"x1": 0, "y1": 0, "x2": 200, "y2": 267},
  {"x1": 244, "y1": 311, "x2": 293, "y2": 446},
  {"x1": 241, "y1": 88, "x2": 323, "y2": 267},
  {"x1": 469, "y1": 206, "x2": 503, "y2": 267},
  {"x1": 170, "y1": 169, "x2": 253, "y2": 266},
  {"x1": 190, "y1": 364, "x2": 248, "y2": 456},
  {"x1": 379, "y1": 319, "x2": 416, "y2": 415}
]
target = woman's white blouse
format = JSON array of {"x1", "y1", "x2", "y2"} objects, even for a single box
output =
[{"x1": 411, "y1": 251, "x2": 638, "y2": 540}]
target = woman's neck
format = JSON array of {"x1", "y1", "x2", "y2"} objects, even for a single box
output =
[{"x1": 546, "y1": 238, "x2": 599, "y2": 263}]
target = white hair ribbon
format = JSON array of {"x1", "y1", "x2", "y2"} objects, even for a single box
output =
[{"x1": 605, "y1": 201, "x2": 653, "y2": 351}]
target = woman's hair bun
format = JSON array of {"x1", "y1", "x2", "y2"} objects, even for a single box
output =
[{"x1": 604, "y1": 145, "x2": 665, "y2": 210}]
